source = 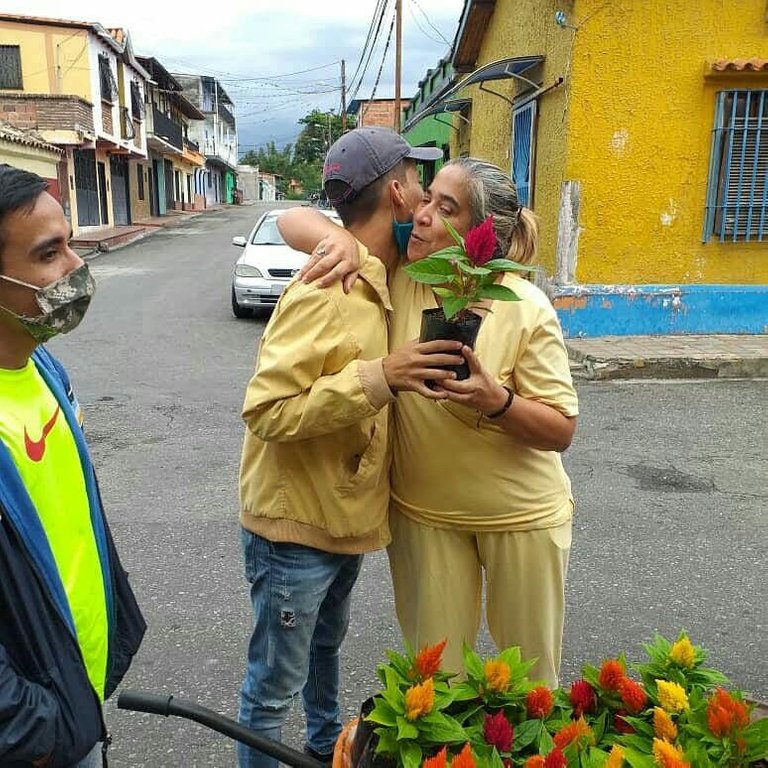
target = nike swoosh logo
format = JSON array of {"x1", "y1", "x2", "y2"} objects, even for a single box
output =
[{"x1": 24, "y1": 406, "x2": 61, "y2": 462}]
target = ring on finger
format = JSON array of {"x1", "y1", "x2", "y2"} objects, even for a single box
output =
[{"x1": 316, "y1": 247, "x2": 326, "y2": 256}]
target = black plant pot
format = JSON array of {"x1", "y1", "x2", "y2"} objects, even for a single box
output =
[
  {"x1": 351, "y1": 697, "x2": 398, "y2": 768},
  {"x1": 419, "y1": 307, "x2": 483, "y2": 383}
]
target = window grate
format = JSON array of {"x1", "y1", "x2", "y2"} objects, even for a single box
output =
[
  {"x1": 99, "y1": 54, "x2": 118, "y2": 103},
  {"x1": 0, "y1": 45, "x2": 23, "y2": 90},
  {"x1": 130, "y1": 80, "x2": 145, "y2": 119},
  {"x1": 704, "y1": 89, "x2": 768, "y2": 243},
  {"x1": 511, "y1": 101, "x2": 536, "y2": 208}
]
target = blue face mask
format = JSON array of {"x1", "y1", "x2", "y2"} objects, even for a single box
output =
[{"x1": 392, "y1": 218, "x2": 413, "y2": 254}]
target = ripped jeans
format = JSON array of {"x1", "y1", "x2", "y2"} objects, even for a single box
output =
[{"x1": 237, "y1": 529, "x2": 363, "y2": 768}]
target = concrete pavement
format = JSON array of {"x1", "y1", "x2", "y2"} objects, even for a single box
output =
[{"x1": 568, "y1": 334, "x2": 768, "y2": 380}]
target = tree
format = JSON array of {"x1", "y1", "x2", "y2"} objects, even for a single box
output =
[{"x1": 294, "y1": 110, "x2": 353, "y2": 165}]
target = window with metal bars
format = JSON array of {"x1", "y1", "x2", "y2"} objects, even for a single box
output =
[
  {"x1": 130, "y1": 80, "x2": 145, "y2": 119},
  {"x1": 0, "y1": 45, "x2": 23, "y2": 90},
  {"x1": 704, "y1": 89, "x2": 768, "y2": 243},
  {"x1": 99, "y1": 54, "x2": 118, "y2": 103},
  {"x1": 511, "y1": 101, "x2": 537, "y2": 208}
]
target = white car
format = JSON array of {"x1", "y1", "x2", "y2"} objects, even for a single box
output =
[{"x1": 231, "y1": 207, "x2": 342, "y2": 318}]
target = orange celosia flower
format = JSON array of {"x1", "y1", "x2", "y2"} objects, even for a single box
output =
[
  {"x1": 669, "y1": 636, "x2": 695, "y2": 669},
  {"x1": 653, "y1": 707, "x2": 678, "y2": 742},
  {"x1": 451, "y1": 743, "x2": 476, "y2": 768},
  {"x1": 524, "y1": 758, "x2": 546, "y2": 768},
  {"x1": 414, "y1": 639, "x2": 447, "y2": 679},
  {"x1": 405, "y1": 677, "x2": 435, "y2": 721},
  {"x1": 617, "y1": 677, "x2": 648, "y2": 714},
  {"x1": 656, "y1": 680, "x2": 689, "y2": 713},
  {"x1": 484, "y1": 660, "x2": 511, "y2": 693},
  {"x1": 652, "y1": 738, "x2": 690, "y2": 768},
  {"x1": 526, "y1": 686, "x2": 554, "y2": 719},
  {"x1": 553, "y1": 716, "x2": 594, "y2": 750},
  {"x1": 706, "y1": 688, "x2": 750, "y2": 737},
  {"x1": 599, "y1": 659, "x2": 625, "y2": 691},
  {"x1": 606, "y1": 745, "x2": 625, "y2": 768},
  {"x1": 423, "y1": 747, "x2": 448, "y2": 768}
]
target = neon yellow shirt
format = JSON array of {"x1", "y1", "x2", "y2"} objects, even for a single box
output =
[
  {"x1": 0, "y1": 361, "x2": 108, "y2": 700},
  {"x1": 388, "y1": 266, "x2": 578, "y2": 531}
]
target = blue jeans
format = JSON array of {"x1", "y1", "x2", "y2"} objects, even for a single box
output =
[{"x1": 237, "y1": 529, "x2": 363, "y2": 768}]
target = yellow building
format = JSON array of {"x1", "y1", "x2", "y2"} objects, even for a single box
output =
[
  {"x1": 0, "y1": 14, "x2": 149, "y2": 234},
  {"x1": 430, "y1": 0, "x2": 767, "y2": 334}
]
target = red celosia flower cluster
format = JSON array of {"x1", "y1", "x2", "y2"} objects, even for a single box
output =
[
  {"x1": 569, "y1": 680, "x2": 597, "y2": 717},
  {"x1": 614, "y1": 709, "x2": 636, "y2": 735},
  {"x1": 463, "y1": 215, "x2": 497, "y2": 266},
  {"x1": 483, "y1": 711, "x2": 514, "y2": 753},
  {"x1": 424, "y1": 747, "x2": 448, "y2": 768},
  {"x1": 543, "y1": 747, "x2": 567, "y2": 768},
  {"x1": 617, "y1": 676, "x2": 648, "y2": 714},
  {"x1": 450, "y1": 744, "x2": 476, "y2": 768},
  {"x1": 413, "y1": 639, "x2": 447, "y2": 680},
  {"x1": 706, "y1": 688, "x2": 749, "y2": 738},
  {"x1": 526, "y1": 687, "x2": 554, "y2": 719}
]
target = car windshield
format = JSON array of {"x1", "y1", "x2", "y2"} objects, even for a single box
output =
[{"x1": 251, "y1": 217, "x2": 285, "y2": 245}]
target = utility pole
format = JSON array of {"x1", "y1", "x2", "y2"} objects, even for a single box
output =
[
  {"x1": 394, "y1": 0, "x2": 402, "y2": 132},
  {"x1": 341, "y1": 59, "x2": 347, "y2": 132}
]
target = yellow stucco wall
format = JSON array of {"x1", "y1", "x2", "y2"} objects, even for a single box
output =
[
  {"x1": 455, "y1": 0, "x2": 768, "y2": 284},
  {"x1": 566, "y1": 0, "x2": 768, "y2": 284},
  {"x1": 0, "y1": 22, "x2": 92, "y2": 100}
]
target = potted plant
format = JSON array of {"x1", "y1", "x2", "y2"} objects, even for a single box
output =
[
  {"x1": 334, "y1": 633, "x2": 768, "y2": 768},
  {"x1": 403, "y1": 215, "x2": 530, "y2": 381}
]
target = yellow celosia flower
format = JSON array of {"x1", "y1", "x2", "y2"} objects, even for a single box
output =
[
  {"x1": 653, "y1": 707, "x2": 678, "y2": 741},
  {"x1": 652, "y1": 737, "x2": 690, "y2": 768},
  {"x1": 405, "y1": 677, "x2": 434, "y2": 721},
  {"x1": 669, "y1": 636, "x2": 695, "y2": 669},
  {"x1": 606, "y1": 745, "x2": 625, "y2": 768},
  {"x1": 656, "y1": 680, "x2": 690, "y2": 713},
  {"x1": 484, "y1": 660, "x2": 511, "y2": 693}
]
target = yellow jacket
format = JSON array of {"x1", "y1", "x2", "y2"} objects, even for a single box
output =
[{"x1": 239, "y1": 244, "x2": 394, "y2": 554}]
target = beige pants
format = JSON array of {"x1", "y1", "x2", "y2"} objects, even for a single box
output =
[{"x1": 387, "y1": 508, "x2": 572, "y2": 688}]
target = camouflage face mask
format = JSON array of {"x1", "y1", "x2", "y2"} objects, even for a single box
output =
[{"x1": 0, "y1": 263, "x2": 96, "y2": 343}]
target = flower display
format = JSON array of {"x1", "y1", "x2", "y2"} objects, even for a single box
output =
[
  {"x1": 356, "y1": 633, "x2": 766, "y2": 768},
  {"x1": 403, "y1": 216, "x2": 528, "y2": 321}
]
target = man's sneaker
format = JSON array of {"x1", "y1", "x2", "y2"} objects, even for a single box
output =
[{"x1": 303, "y1": 744, "x2": 334, "y2": 766}]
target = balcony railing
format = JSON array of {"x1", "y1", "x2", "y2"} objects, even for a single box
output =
[
  {"x1": 184, "y1": 137, "x2": 199, "y2": 152},
  {"x1": 151, "y1": 106, "x2": 183, "y2": 150},
  {"x1": 218, "y1": 103, "x2": 235, "y2": 127}
]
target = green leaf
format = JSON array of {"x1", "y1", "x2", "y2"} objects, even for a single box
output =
[
  {"x1": 457, "y1": 261, "x2": 491, "y2": 277},
  {"x1": 432, "y1": 286, "x2": 455, "y2": 299},
  {"x1": 476, "y1": 284, "x2": 522, "y2": 302},
  {"x1": 618, "y1": 746, "x2": 655, "y2": 768},
  {"x1": 401, "y1": 741, "x2": 423, "y2": 768},
  {"x1": 482, "y1": 258, "x2": 532, "y2": 272},
  {"x1": 420, "y1": 712, "x2": 468, "y2": 743},
  {"x1": 374, "y1": 729, "x2": 400, "y2": 755},
  {"x1": 513, "y1": 719, "x2": 541, "y2": 751},
  {"x1": 366, "y1": 700, "x2": 398, "y2": 727},
  {"x1": 429, "y1": 245, "x2": 466, "y2": 260},
  {"x1": 489, "y1": 749, "x2": 507, "y2": 768},
  {"x1": 442, "y1": 296, "x2": 469, "y2": 320},
  {"x1": 404, "y1": 258, "x2": 457, "y2": 284},
  {"x1": 442, "y1": 217, "x2": 465, "y2": 248},
  {"x1": 463, "y1": 644, "x2": 484, "y2": 681},
  {"x1": 538, "y1": 726, "x2": 554, "y2": 754},
  {"x1": 396, "y1": 715, "x2": 419, "y2": 741}
]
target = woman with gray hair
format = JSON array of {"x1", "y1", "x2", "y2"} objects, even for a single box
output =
[{"x1": 280, "y1": 157, "x2": 577, "y2": 687}]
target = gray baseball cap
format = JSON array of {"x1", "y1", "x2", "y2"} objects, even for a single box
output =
[{"x1": 323, "y1": 127, "x2": 443, "y2": 203}]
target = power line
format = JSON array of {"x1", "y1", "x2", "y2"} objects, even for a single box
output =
[
  {"x1": 361, "y1": 5, "x2": 396, "y2": 120},
  {"x1": 348, "y1": 0, "x2": 391, "y2": 102},
  {"x1": 409, "y1": 0, "x2": 452, "y2": 47},
  {"x1": 406, "y1": 0, "x2": 445, "y2": 46},
  {"x1": 346, "y1": 0, "x2": 388, "y2": 91}
]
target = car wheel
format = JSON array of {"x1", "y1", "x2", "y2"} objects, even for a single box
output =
[{"x1": 231, "y1": 288, "x2": 252, "y2": 318}]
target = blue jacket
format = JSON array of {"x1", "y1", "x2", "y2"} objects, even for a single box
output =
[{"x1": 0, "y1": 348, "x2": 146, "y2": 767}]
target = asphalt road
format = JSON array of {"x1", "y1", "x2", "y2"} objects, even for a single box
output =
[{"x1": 47, "y1": 203, "x2": 767, "y2": 767}]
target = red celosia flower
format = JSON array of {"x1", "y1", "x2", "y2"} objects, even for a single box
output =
[
  {"x1": 483, "y1": 711, "x2": 514, "y2": 753},
  {"x1": 413, "y1": 639, "x2": 447, "y2": 679},
  {"x1": 706, "y1": 689, "x2": 749, "y2": 738},
  {"x1": 527, "y1": 686, "x2": 554, "y2": 719},
  {"x1": 423, "y1": 747, "x2": 448, "y2": 768},
  {"x1": 524, "y1": 758, "x2": 546, "y2": 768},
  {"x1": 463, "y1": 215, "x2": 497, "y2": 266},
  {"x1": 570, "y1": 680, "x2": 597, "y2": 716},
  {"x1": 554, "y1": 717, "x2": 594, "y2": 750},
  {"x1": 614, "y1": 709, "x2": 635, "y2": 735},
  {"x1": 451, "y1": 743, "x2": 476, "y2": 768},
  {"x1": 617, "y1": 677, "x2": 648, "y2": 714},
  {"x1": 598, "y1": 659, "x2": 625, "y2": 691},
  {"x1": 544, "y1": 748, "x2": 567, "y2": 768}
]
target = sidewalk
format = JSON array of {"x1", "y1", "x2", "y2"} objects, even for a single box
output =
[
  {"x1": 71, "y1": 204, "x2": 226, "y2": 254},
  {"x1": 567, "y1": 334, "x2": 768, "y2": 380}
]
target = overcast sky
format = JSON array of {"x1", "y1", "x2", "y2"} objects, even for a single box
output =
[{"x1": 8, "y1": 0, "x2": 467, "y2": 154}]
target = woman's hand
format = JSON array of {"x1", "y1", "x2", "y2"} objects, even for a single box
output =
[
  {"x1": 383, "y1": 340, "x2": 465, "y2": 400},
  {"x1": 299, "y1": 228, "x2": 361, "y2": 293},
  {"x1": 437, "y1": 346, "x2": 509, "y2": 414}
]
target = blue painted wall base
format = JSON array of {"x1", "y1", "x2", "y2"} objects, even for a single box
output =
[{"x1": 553, "y1": 284, "x2": 768, "y2": 337}]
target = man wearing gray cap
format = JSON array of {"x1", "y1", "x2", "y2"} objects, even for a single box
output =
[{"x1": 236, "y1": 128, "x2": 458, "y2": 768}]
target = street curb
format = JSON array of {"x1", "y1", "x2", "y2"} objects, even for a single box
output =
[{"x1": 568, "y1": 347, "x2": 768, "y2": 381}]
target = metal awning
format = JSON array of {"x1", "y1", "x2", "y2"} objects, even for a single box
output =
[
  {"x1": 403, "y1": 55, "x2": 543, "y2": 131},
  {"x1": 412, "y1": 98, "x2": 473, "y2": 122}
]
